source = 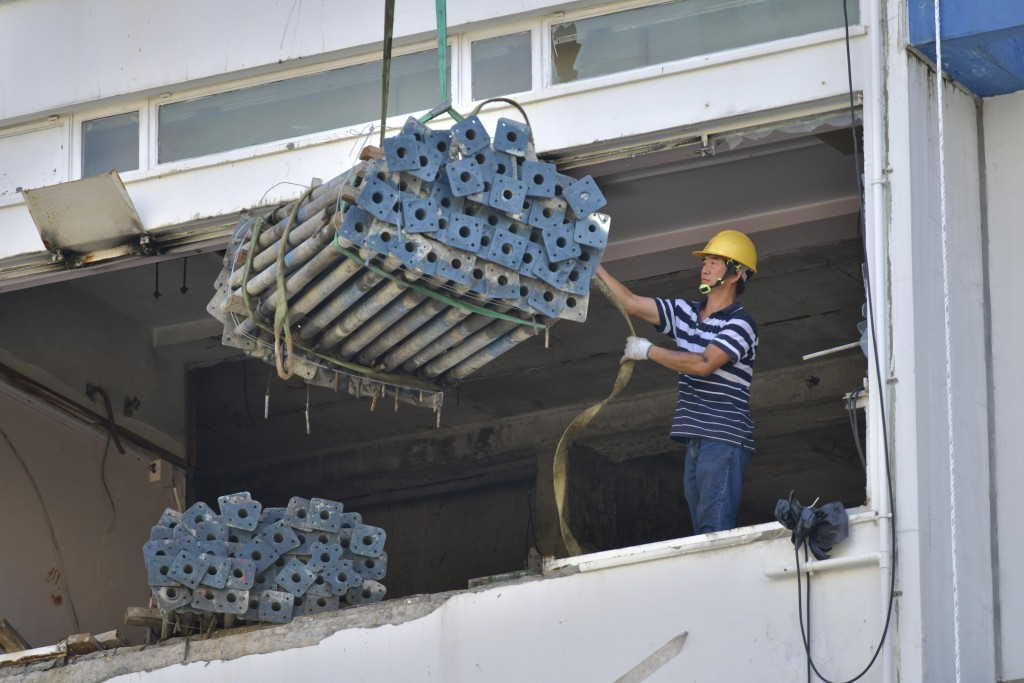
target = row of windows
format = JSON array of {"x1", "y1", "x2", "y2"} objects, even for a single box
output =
[{"x1": 76, "y1": 0, "x2": 856, "y2": 177}]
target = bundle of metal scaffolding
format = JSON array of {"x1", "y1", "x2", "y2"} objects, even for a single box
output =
[
  {"x1": 207, "y1": 114, "x2": 611, "y2": 410},
  {"x1": 143, "y1": 493, "x2": 387, "y2": 626}
]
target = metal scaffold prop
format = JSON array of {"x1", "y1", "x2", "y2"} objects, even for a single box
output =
[
  {"x1": 206, "y1": 111, "x2": 611, "y2": 413},
  {"x1": 143, "y1": 493, "x2": 387, "y2": 630}
]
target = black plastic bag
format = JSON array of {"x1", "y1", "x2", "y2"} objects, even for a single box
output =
[{"x1": 774, "y1": 491, "x2": 849, "y2": 560}]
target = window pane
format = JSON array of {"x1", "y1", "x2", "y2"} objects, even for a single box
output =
[
  {"x1": 552, "y1": 0, "x2": 860, "y2": 84},
  {"x1": 472, "y1": 32, "x2": 532, "y2": 100},
  {"x1": 82, "y1": 112, "x2": 139, "y2": 177},
  {"x1": 158, "y1": 49, "x2": 450, "y2": 164}
]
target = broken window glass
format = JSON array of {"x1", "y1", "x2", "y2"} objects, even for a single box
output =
[{"x1": 551, "y1": 0, "x2": 860, "y2": 85}]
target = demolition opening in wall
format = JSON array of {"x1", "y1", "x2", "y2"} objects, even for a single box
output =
[{"x1": 183, "y1": 110, "x2": 870, "y2": 599}]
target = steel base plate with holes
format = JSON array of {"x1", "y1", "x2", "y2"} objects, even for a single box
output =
[
  {"x1": 305, "y1": 572, "x2": 335, "y2": 598},
  {"x1": 143, "y1": 495, "x2": 391, "y2": 627},
  {"x1": 218, "y1": 492, "x2": 262, "y2": 531},
  {"x1": 350, "y1": 524, "x2": 387, "y2": 558},
  {"x1": 346, "y1": 580, "x2": 387, "y2": 605},
  {"x1": 352, "y1": 552, "x2": 388, "y2": 581},
  {"x1": 303, "y1": 595, "x2": 341, "y2": 616},
  {"x1": 200, "y1": 553, "x2": 232, "y2": 589},
  {"x1": 207, "y1": 110, "x2": 612, "y2": 407},
  {"x1": 259, "y1": 590, "x2": 295, "y2": 624},
  {"x1": 152, "y1": 585, "x2": 192, "y2": 611}
]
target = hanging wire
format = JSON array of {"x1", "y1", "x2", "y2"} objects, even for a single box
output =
[
  {"x1": 791, "y1": 1, "x2": 900, "y2": 681},
  {"x1": 932, "y1": 0, "x2": 963, "y2": 679},
  {"x1": 0, "y1": 427, "x2": 81, "y2": 632}
]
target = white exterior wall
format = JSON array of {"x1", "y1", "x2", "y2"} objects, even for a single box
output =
[
  {"x1": 886, "y1": 50, "x2": 996, "y2": 681},
  {"x1": 0, "y1": 0, "x2": 867, "y2": 263},
  {"x1": 12, "y1": 520, "x2": 880, "y2": 683},
  {"x1": 984, "y1": 89, "x2": 1024, "y2": 683}
]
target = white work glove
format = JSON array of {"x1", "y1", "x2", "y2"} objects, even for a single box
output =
[{"x1": 621, "y1": 336, "x2": 653, "y2": 362}]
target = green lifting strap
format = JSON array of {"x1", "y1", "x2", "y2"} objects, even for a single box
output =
[
  {"x1": 379, "y1": 0, "x2": 396, "y2": 147},
  {"x1": 436, "y1": 0, "x2": 449, "y2": 102}
]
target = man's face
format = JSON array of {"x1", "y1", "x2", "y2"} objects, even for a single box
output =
[{"x1": 700, "y1": 255, "x2": 728, "y2": 285}]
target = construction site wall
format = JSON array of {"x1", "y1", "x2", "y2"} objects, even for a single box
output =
[
  {"x1": 983, "y1": 88, "x2": 1024, "y2": 683},
  {"x1": 1, "y1": 519, "x2": 886, "y2": 682}
]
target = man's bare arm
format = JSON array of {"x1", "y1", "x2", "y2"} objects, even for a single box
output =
[
  {"x1": 647, "y1": 343, "x2": 732, "y2": 376},
  {"x1": 596, "y1": 265, "x2": 660, "y2": 325}
]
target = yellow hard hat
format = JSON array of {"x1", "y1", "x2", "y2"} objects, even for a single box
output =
[{"x1": 692, "y1": 230, "x2": 757, "y2": 274}]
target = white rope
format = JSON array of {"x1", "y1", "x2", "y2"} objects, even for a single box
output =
[{"x1": 933, "y1": 1, "x2": 962, "y2": 680}]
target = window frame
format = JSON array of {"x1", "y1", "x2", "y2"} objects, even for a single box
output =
[{"x1": 76, "y1": 107, "x2": 145, "y2": 180}]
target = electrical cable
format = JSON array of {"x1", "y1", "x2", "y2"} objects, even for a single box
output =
[
  {"x1": 99, "y1": 427, "x2": 117, "y2": 533},
  {"x1": 790, "y1": 1, "x2": 900, "y2": 681},
  {"x1": 0, "y1": 427, "x2": 81, "y2": 633},
  {"x1": 847, "y1": 386, "x2": 866, "y2": 470}
]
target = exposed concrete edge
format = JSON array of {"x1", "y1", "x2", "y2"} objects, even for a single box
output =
[{"x1": 0, "y1": 569, "x2": 577, "y2": 683}]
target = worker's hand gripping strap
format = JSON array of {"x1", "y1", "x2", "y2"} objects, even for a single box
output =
[
  {"x1": 697, "y1": 259, "x2": 740, "y2": 295},
  {"x1": 553, "y1": 276, "x2": 636, "y2": 556}
]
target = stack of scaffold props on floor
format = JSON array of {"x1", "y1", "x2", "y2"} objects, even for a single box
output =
[
  {"x1": 206, "y1": 110, "x2": 611, "y2": 416},
  {"x1": 143, "y1": 493, "x2": 387, "y2": 634}
]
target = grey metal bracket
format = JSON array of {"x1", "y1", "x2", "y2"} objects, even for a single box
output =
[
  {"x1": 238, "y1": 536, "x2": 281, "y2": 575},
  {"x1": 226, "y1": 558, "x2": 257, "y2": 591},
  {"x1": 559, "y1": 291, "x2": 589, "y2": 323},
  {"x1": 259, "y1": 520, "x2": 301, "y2": 555},
  {"x1": 179, "y1": 501, "x2": 216, "y2": 535},
  {"x1": 324, "y1": 559, "x2": 362, "y2": 595},
  {"x1": 355, "y1": 175, "x2": 401, "y2": 224},
  {"x1": 487, "y1": 176, "x2": 529, "y2": 215},
  {"x1": 383, "y1": 134, "x2": 421, "y2": 172},
  {"x1": 400, "y1": 197, "x2": 439, "y2": 234},
  {"x1": 525, "y1": 279, "x2": 569, "y2": 319},
  {"x1": 273, "y1": 557, "x2": 316, "y2": 597},
  {"x1": 447, "y1": 213, "x2": 484, "y2": 252},
  {"x1": 199, "y1": 552, "x2": 231, "y2": 589},
  {"x1": 483, "y1": 263, "x2": 521, "y2": 299},
  {"x1": 492, "y1": 118, "x2": 531, "y2": 157},
  {"x1": 213, "y1": 587, "x2": 249, "y2": 615},
  {"x1": 521, "y1": 160, "x2": 558, "y2": 198},
  {"x1": 301, "y1": 594, "x2": 341, "y2": 616},
  {"x1": 542, "y1": 223, "x2": 582, "y2": 263},
  {"x1": 258, "y1": 589, "x2": 295, "y2": 624},
  {"x1": 152, "y1": 585, "x2": 192, "y2": 612},
  {"x1": 168, "y1": 548, "x2": 209, "y2": 589},
  {"x1": 338, "y1": 206, "x2": 371, "y2": 247},
  {"x1": 353, "y1": 551, "x2": 388, "y2": 581},
  {"x1": 304, "y1": 572, "x2": 335, "y2": 598},
  {"x1": 562, "y1": 175, "x2": 607, "y2": 218},
  {"x1": 446, "y1": 158, "x2": 485, "y2": 197},
  {"x1": 218, "y1": 492, "x2": 262, "y2": 531},
  {"x1": 195, "y1": 519, "x2": 229, "y2": 544},
  {"x1": 574, "y1": 212, "x2": 611, "y2": 250},
  {"x1": 345, "y1": 580, "x2": 387, "y2": 605},
  {"x1": 527, "y1": 197, "x2": 568, "y2": 231},
  {"x1": 451, "y1": 115, "x2": 491, "y2": 155},
  {"x1": 306, "y1": 542, "x2": 344, "y2": 573},
  {"x1": 486, "y1": 227, "x2": 529, "y2": 270},
  {"x1": 284, "y1": 497, "x2": 314, "y2": 531},
  {"x1": 349, "y1": 524, "x2": 387, "y2": 558}
]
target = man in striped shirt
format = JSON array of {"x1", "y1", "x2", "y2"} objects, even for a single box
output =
[{"x1": 596, "y1": 230, "x2": 758, "y2": 534}]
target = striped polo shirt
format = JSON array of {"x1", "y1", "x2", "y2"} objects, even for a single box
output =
[{"x1": 654, "y1": 297, "x2": 758, "y2": 452}]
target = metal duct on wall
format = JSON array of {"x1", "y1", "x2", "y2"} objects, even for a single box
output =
[{"x1": 206, "y1": 115, "x2": 611, "y2": 412}]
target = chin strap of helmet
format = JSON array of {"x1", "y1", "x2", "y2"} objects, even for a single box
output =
[{"x1": 698, "y1": 259, "x2": 740, "y2": 295}]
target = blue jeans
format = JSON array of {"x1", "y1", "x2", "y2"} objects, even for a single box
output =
[{"x1": 683, "y1": 438, "x2": 752, "y2": 534}]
